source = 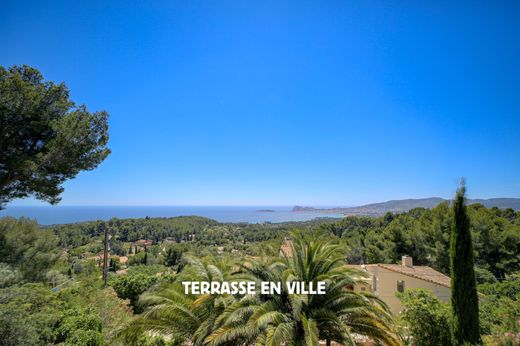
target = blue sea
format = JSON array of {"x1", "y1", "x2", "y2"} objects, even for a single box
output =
[{"x1": 0, "y1": 206, "x2": 344, "y2": 225}]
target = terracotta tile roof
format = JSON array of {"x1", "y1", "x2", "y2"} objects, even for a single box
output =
[
  {"x1": 372, "y1": 264, "x2": 451, "y2": 288},
  {"x1": 346, "y1": 263, "x2": 451, "y2": 288}
]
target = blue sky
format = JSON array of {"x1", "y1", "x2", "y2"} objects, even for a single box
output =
[{"x1": 1, "y1": 1, "x2": 519, "y2": 206}]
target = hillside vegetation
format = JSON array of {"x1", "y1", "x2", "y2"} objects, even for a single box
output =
[
  {"x1": 0, "y1": 202, "x2": 519, "y2": 345},
  {"x1": 294, "y1": 197, "x2": 520, "y2": 216}
]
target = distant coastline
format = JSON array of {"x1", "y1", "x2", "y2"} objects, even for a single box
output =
[
  {"x1": 2, "y1": 198, "x2": 519, "y2": 226},
  {"x1": 293, "y1": 197, "x2": 520, "y2": 217},
  {"x1": 0, "y1": 206, "x2": 344, "y2": 225}
]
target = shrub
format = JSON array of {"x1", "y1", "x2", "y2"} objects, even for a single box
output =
[
  {"x1": 397, "y1": 289, "x2": 452, "y2": 346},
  {"x1": 109, "y1": 273, "x2": 157, "y2": 312}
]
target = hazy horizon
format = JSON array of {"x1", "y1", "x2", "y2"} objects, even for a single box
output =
[{"x1": 7, "y1": 195, "x2": 520, "y2": 208}]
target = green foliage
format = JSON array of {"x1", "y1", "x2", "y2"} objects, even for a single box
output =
[
  {"x1": 126, "y1": 264, "x2": 167, "y2": 276},
  {"x1": 397, "y1": 289, "x2": 451, "y2": 346},
  {"x1": 326, "y1": 204, "x2": 454, "y2": 269},
  {"x1": 118, "y1": 232, "x2": 401, "y2": 346},
  {"x1": 471, "y1": 205, "x2": 520, "y2": 280},
  {"x1": 45, "y1": 269, "x2": 69, "y2": 287},
  {"x1": 221, "y1": 232, "x2": 400, "y2": 346},
  {"x1": 479, "y1": 275, "x2": 520, "y2": 300},
  {"x1": 51, "y1": 216, "x2": 218, "y2": 249},
  {"x1": 57, "y1": 280, "x2": 133, "y2": 342},
  {"x1": 128, "y1": 251, "x2": 159, "y2": 266},
  {"x1": 0, "y1": 199, "x2": 518, "y2": 345},
  {"x1": 62, "y1": 329, "x2": 105, "y2": 346},
  {"x1": 55, "y1": 308, "x2": 103, "y2": 346},
  {"x1": 0, "y1": 276, "x2": 132, "y2": 345},
  {"x1": 318, "y1": 201, "x2": 519, "y2": 283},
  {"x1": 110, "y1": 240, "x2": 127, "y2": 256},
  {"x1": 0, "y1": 283, "x2": 65, "y2": 344},
  {"x1": 0, "y1": 217, "x2": 59, "y2": 282},
  {"x1": 479, "y1": 275, "x2": 520, "y2": 342},
  {"x1": 0, "y1": 263, "x2": 20, "y2": 288},
  {"x1": 450, "y1": 182, "x2": 481, "y2": 345},
  {"x1": 109, "y1": 257, "x2": 121, "y2": 272},
  {"x1": 109, "y1": 272, "x2": 158, "y2": 311},
  {"x1": 164, "y1": 244, "x2": 187, "y2": 268},
  {"x1": 135, "y1": 335, "x2": 172, "y2": 346},
  {"x1": 480, "y1": 295, "x2": 520, "y2": 337},
  {"x1": 115, "y1": 257, "x2": 235, "y2": 345},
  {"x1": 0, "y1": 306, "x2": 40, "y2": 346},
  {"x1": 0, "y1": 65, "x2": 110, "y2": 208},
  {"x1": 475, "y1": 267, "x2": 499, "y2": 285}
]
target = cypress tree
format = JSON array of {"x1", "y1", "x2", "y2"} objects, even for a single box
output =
[{"x1": 450, "y1": 181, "x2": 481, "y2": 345}]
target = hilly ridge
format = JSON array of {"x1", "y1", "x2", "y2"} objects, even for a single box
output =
[{"x1": 293, "y1": 197, "x2": 520, "y2": 217}]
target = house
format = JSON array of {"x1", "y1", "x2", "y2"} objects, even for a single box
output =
[{"x1": 347, "y1": 256, "x2": 451, "y2": 314}]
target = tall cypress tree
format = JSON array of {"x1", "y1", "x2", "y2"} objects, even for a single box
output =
[{"x1": 450, "y1": 181, "x2": 481, "y2": 345}]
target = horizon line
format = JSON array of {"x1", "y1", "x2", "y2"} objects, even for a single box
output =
[{"x1": 4, "y1": 196, "x2": 520, "y2": 209}]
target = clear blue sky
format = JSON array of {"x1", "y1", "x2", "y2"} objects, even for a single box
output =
[{"x1": 1, "y1": 1, "x2": 519, "y2": 206}]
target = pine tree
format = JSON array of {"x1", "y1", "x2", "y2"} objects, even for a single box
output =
[
  {"x1": 111, "y1": 258, "x2": 117, "y2": 272},
  {"x1": 450, "y1": 180, "x2": 481, "y2": 345}
]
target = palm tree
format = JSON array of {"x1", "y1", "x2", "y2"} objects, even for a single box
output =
[
  {"x1": 115, "y1": 255, "x2": 239, "y2": 345},
  {"x1": 116, "y1": 234, "x2": 401, "y2": 346},
  {"x1": 207, "y1": 232, "x2": 402, "y2": 346}
]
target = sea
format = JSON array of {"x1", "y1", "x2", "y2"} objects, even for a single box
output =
[{"x1": 0, "y1": 206, "x2": 345, "y2": 225}]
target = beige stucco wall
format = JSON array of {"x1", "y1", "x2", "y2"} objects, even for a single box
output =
[{"x1": 364, "y1": 266, "x2": 451, "y2": 315}]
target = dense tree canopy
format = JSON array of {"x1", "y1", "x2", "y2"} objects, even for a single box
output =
[
  {"x1": 320, "y1": 203, "x2": 519, "y2": 279},
  {"x1": 1, "y1": 201, "x2": 519, "y2": 345},
  {"x1": 0, "y1": 65, "x2": 110, "y2": 208},
  {"x1": 0, "y1": 218, "x2": 59, "y2": 283}
]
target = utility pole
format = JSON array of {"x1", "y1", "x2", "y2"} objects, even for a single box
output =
[{"x1": 102, "y1": 222, "x2": 109, "y2": 288}]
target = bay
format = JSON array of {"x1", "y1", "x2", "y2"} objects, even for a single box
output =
[{"x1": 0, "y1": 206, "x2": 344, "y2": 225}]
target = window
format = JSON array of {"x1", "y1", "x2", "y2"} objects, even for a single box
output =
[
  {"x1": 397, "y1": 280, "x2": 405, "y2": 293},
  {"x1": 360, "y1": 286, "x2": 366, "y2": 292}
]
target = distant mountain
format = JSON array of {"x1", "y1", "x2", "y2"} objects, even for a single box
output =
[{"x1": 293, "y1": 197, "x2": 520, "y2": 217}]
